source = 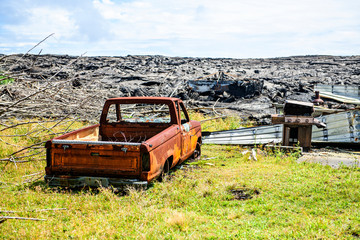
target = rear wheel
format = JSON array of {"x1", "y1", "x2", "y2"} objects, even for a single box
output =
[{"x1": 192, "y1": 142, "x2": 201, "y2": 160}]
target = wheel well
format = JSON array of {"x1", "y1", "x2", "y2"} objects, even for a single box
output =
[{"x1": 166, "y1": 156, "x2": 174, "y2": 169}]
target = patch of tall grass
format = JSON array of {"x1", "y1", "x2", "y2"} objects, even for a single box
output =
[
  {"x1": 188, "y1": 111, "x2": 252, "y2": 132},
  {"x1": 0, "y1": 118, "x2": 89, "y2": 184}
]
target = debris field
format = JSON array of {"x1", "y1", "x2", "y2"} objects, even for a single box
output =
[
  {"x1": 1, "y1": 54, "x2": 360, "y2": 166},
  {"x1": 1, "y1": 54, "x2": 360, "y2": 123}
]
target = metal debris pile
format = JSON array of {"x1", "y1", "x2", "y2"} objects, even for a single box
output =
[{"x1": 203, "y1": 109, "x2": 360, "y2": 145}]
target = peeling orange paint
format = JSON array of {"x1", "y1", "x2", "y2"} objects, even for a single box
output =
[{"x1": 45, "y1": 97, "x2": 201, "y2": 188}]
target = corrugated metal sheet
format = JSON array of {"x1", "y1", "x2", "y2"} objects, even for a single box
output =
[
  {"x1": 315, "y1": 85, "x2": 360, "y2": 100},
  {"x1": 312, "y1": 110, "x2": 360, "y2": 143},
  {"x1": 203, "y1": 110, "x2": 360, "y2": 145},
  {"x1": 202, "y1": 124, "x2": 283, "y2": 145}
]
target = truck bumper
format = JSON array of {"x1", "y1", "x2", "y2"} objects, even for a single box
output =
[{"x1": 44, "y1": 175, "x2": 148, "y2": 190}]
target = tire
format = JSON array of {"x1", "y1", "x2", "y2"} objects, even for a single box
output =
[{"x1": 192, "y1": 142, "x2": 201, "y2": 160}]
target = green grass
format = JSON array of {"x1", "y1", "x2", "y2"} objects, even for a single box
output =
[
  {"x1": 1, "y1": 143, "x2": 359, "y2": 239},
  {"x1": 0, "y1": 118, "x2": 89, "y2": 161},
  {"x1": 0, "y1": 73, "x2": 14, "y2": 85},
  {"x1": 189, "y1": 111, "x2": 251, "y2": 132},
  {"x1": 0, "y1": 117, "x2": 359, "y2": 238}
]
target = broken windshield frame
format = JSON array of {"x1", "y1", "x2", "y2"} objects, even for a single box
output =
[{"x1": 105, "y1": 103, "x2": 172, "y2": 124}]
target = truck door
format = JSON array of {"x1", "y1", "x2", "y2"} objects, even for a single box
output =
[{"x1": 178, "y1": 102, "x2": 192, "y2": 158}]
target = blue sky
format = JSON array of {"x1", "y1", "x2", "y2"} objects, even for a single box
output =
[{"x1": 0, "y1": 0, "x2": 359, "y2": 58}]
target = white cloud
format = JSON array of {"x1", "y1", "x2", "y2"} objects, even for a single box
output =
[
  {"x1": 4, "y1": 7, "x2": 78, "y2": 40},
  {"x1": 0, "y1": 0, "x2": 359, "y2": 57},
  {"x1": 91, "y1": 0, "x2": 360, "y2": 40}
]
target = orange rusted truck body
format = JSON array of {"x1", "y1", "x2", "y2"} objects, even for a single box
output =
[{"x1": 45, "y1": 97, "x2": 201, "y2": 189}]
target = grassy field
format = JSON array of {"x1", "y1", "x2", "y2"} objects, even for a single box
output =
[
  {"x1": 1, "y1": 116, "x2": 360, "y2": 239},
  {"x1": 1, "y1": 144, "x2": 359, "y2": 239}
]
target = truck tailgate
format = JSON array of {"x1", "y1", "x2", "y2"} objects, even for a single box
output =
[{"x1": 48, "y1": 140, "x2": 141, "y2": 177}]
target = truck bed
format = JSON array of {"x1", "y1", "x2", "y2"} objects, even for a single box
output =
[
  {"x1": 54, "y1": 122, "x2": 171, "y2": 143},
  {"x1": 45, "y1": 123, "x2": 171, "y2": 187}
]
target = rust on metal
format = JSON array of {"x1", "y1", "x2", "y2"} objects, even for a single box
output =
[
  {"x1": 272, "y1": 100, "x2": 326, "y2": 151},
  {"x1": 312, "y1": 91, "x2": 324, "y2": 106},
  {"x1": 45, "y1": 97, "x2": 202, "y2": 188}
]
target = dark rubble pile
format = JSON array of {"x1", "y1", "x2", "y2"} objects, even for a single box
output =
[{"x1": 0, "y1": 54, "x2": 359, "y2": 123}]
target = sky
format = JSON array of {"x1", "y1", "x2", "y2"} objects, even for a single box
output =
[{"x1": 0, "y1": 0, "x2": 359, "y2": 58}]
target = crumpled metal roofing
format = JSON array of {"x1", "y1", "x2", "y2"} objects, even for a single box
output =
[
  {"x1": 203, "y1": 110, "x2": 360, "y2": 145},
  {"x1": 312, "y1": 110, "x2": 360, "y2": 143}
]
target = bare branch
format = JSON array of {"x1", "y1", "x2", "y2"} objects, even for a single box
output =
[
  {"x1": 0, "y1": 208, "x2": 67, "y2": 213},
  {"x1": 15, "y1": 33, "x2": 55, "y2": 64},
  {"x1": 2, "y1": 52, "x2": 86, "y2": 113},
  {"x1": 0, "y1": 216, "x2": 46, "y2": 221}
]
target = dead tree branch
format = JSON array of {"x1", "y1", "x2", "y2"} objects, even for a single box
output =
[
  {"x1": 15, "y1": 33, "x2": 55, "y2": 64},
  {"x1": 0, "y1": 208, "x2": 67, "y2": 213},
  {"x1": 0, "y1": 216, "x2": 46, "y2": 221}
]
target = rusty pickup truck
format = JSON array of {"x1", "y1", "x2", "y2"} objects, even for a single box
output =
[{"x1": 45, "y1": 97, "x2": 201, "y2": 189}]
